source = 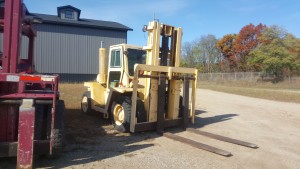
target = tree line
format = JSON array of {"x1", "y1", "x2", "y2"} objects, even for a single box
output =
[{"x1": 181, "y1": 24, "x2": 300, "y2": 80}]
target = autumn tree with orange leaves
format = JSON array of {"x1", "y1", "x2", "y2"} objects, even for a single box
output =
[
  {"x1": 248, "y1": 26, "x2": 300, "y2": 81},
  {"x1": 182, "y1": 23, "x2": 300, "y2": 76},
  {"x1": 216, "y1": 34, "x2": 237, "y2": 71},
  {"x1": 234, "y1": 23, "x2": 266, "y2": 71}
]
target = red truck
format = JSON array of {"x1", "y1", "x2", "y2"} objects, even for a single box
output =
[{"x1": 0, "y1": 1, "x2": 64, "y2": 168}]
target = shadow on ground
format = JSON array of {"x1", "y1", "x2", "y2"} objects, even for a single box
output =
[
  {"x1": 192, "y1": 109, "x2": 238, "y2": 128},
  {"x1": 34, "y1": 109, "x2": 158, "y2": 169},
  {"x1": 0, "y1": 108, "x2": 238, "y2": 169}
]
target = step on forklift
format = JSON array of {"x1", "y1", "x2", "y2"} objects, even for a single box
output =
[{"x1": 0, "y1": 1, "x2": 64, "y2": 168}]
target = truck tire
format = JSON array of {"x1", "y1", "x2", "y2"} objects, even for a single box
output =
[
  {"x1": 34, "y1": 105, "x2": 44, "y2": 140},
  {"x1": 50, "y1": 100, "x2": 65, "y2": 158},
  {"x1": 35, "y1": 105, "x2": 52, "y2": 140},
  {"x1": 81, "y1": 91, "x2": 93, "y2": 114},
  {"x1": 111, "y1": 96, "x2": 146, "y2": 132}
]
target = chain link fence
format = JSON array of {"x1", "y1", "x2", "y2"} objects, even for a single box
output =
[{"x1": 198, "y1": 72, "x2": 300, "y2": 82}]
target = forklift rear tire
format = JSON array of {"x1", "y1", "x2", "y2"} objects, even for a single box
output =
[
  {"x1": 81, "y1": 91, "x2": 93, "y2": 114},
  {"x1": 112, "y1": 96, "x2": 146, "y2": 132}
]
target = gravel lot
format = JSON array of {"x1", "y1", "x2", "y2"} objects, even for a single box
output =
[{"x1": 1, "y1": 89, "x2": 300, "y2": 169}]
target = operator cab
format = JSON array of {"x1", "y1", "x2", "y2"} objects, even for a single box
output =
[{"x1": 107, "y1": 44, "x2": 146, "y2": 88}]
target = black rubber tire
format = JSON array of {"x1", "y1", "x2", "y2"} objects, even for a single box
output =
[
  {"x1": 112, "y1": 96, "x2": 146, "y2": 132},
  {"x1": 50, "y1": 100, "x2": 65, "y2": 159},
  {"x1": 81, "y1": 91, "x2": 93, "y2": 114},
  {"x1": 34, "y1": 105, "x2": 52, "y2": 140},
  {"x1": 178, "y1": 96, "x2": 184, "y2": 118},
  {"x1": 136, "y1": 98, "x2": 147, "y2": 123},
  {"x1": 111, "y1": 96, "x2": 131, "y2": 132},
  {"x1": 34, "y1": 105, "x2": 44, "y2": 140}
]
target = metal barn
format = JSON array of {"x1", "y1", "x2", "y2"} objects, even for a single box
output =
[{"x1": 0, "y1": 5, "x2": 132, "y2": 82}]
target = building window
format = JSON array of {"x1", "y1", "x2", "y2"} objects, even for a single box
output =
[{"x1": 65, "y1": 10, "x2": 74, "y2": 19}]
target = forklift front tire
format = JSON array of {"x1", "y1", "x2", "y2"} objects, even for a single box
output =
[
  {"x1": 112, "y1": 96, "x2": 146, "y2": 132},
  {"x1": 111, "y1": 96, "x2": 131, "y2": 132}
]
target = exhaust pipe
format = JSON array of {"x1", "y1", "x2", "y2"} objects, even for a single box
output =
[{"x1": 97, "y1": 47, "x2": 107, "y2": 84}]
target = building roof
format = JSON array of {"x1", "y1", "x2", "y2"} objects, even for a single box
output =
[{"x1": 27, "y1": 11, "x2": 132, "y2": 32}]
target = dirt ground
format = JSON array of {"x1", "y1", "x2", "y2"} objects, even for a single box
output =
[{"x1": 1, "y1": 89, "x2": 300, "y2": 169}]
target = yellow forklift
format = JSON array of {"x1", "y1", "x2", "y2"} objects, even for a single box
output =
[
  {"x1": 81, "y1": 20, "x2": 258, "y2": 156},
  {"x1": 81, "y1": 20, "x2": 197, "y2": 133}
]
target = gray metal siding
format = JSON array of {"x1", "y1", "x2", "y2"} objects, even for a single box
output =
[
  {"x1": 0, "y1": 23, "x2": 127, "y2": 82},
  {"x1": 0, "y1": 34, "x2": 29, "y2": 59},
  {"x1": 21, "y1": 36, "x2": 29, "y2": 59},
  {"x1": 33, "y1": 24, "x2": 127, "y2": 74}
]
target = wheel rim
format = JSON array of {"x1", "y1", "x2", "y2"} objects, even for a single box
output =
[
  {"x1": 113, "y1": 104, "x2": 125, "y2": 126},
  {"x1": 81, "y1": 96, "x2": 88, "y2": 112}
]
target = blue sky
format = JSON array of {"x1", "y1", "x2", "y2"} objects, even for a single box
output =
[{"x1": 24, "y1": 0, "x2": 300, "y2": 46}]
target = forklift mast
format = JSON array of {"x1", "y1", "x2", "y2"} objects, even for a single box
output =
[
  {"x1": 129, "y1": 21, "x2": 197, "y2": 133},
  {"x1": 144, "y1": 21, "x2": 182, "y2": 67}
]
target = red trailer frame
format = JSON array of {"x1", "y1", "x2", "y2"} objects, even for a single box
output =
[{"x1": 0, "y1": 1, "x2": 64, "y2": 169}]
